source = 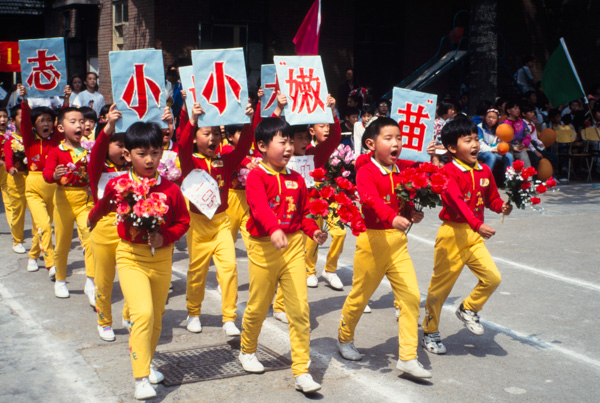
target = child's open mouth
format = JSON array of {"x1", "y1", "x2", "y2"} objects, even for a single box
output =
[
  {"x1": 470, "y1": 150, "x2": 478, "y2": 157},
  {"x1": 208, "y1": 144, "x2": 217, "y2": 151},
  {"x1": 390, "y1": 150, "x2": 398, "y2": 157}
]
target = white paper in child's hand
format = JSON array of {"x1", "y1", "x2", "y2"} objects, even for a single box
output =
[
  {"x1": 181, "y1": 169, "x2": 221, "y2": 219},
  {"x1": 98, "y1": 172, "x2": 123, "y2": 200},
  {"x1": 288, "y1": 155, "x2": 315, "y2": 187}
]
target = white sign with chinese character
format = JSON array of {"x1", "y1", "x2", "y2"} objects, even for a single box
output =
[
  {"x1": 288, "y1": 155, "x2": 315, "y2": 187},
  {"x1": 97, "y1": 172, "x2": 123, "y2": 200},
  {"x1": 181, "y1": 169, "x2": 221, "y2": 219},
  {"x1": 274, "y1": 56, "x2": 333, "y2": 125},
  {"x1": 390, "y1": 87, "x2": 437, "y2": 162}
]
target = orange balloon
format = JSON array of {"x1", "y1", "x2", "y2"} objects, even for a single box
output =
[
  {"x1": 496, "y1": 123, "x2": 515, "y2": 142},
  {"x1": 497, "y1": 142, "x2": 510, "y2": 155},
  {"x1": 539, "y1": 128, "x2": 556, "y2": 148},
  {"x1": 537, "y1": 158, "x2": 553, "y2": 181}
]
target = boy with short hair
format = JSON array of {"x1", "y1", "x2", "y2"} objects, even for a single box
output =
[
  {"x1": 239, "y1": 117, "x2": 327, "y2": 393},
  {"x1": 422, "y1": 117, "x2": 512, "y2": 355}
]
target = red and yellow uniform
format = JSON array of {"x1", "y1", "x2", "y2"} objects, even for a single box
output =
[
  {"x1": 21, "y1": 102, "x2": 62, "y2": 269},
  {"x1": 241, "y1": 162, "x2": 319, "y2": 377},
  {"x1": 179, "y1": 121, "x2": 254, "y2": 323},
  {"x1": 89, "y1": 172, "x2": 190, "y2": 378},
  {"x1": 88, "y1": 129, "x2": 129, "y2": 328},
  {"x1": 338, "y1": 158, "x2": 421, "y2": 361},
  {"x1": 0, "y1": 129, "x2": 13, "y2": 227},
  {"x1": 422, "y1": 159, "x2": 503, "y2": 334},
  {"x1": 43, "y1": 141, "x2": 92, "y2": 282}
]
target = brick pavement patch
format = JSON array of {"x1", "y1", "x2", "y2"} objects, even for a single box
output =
[{"x1": 153, "y1": 340, "x2": 292, "y2": 386}]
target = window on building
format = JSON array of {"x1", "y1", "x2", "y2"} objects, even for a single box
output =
[{"x1": 113, "y1": 0, "x2": 128, "y2": 51}]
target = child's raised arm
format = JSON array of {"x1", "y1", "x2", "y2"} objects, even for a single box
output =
[{"x1": 178, "y1": 103, "x2": 204, "y2": 177}]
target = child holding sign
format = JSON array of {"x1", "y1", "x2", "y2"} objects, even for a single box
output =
[
  {"x1": 179, "y1": 102, "x2": 254, "y2": 337},
  {"x1": 240, "y1": 117, "x2": 326, "y2": 393}
]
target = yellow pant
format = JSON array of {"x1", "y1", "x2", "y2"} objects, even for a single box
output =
[
  {"x1": 226, "y1": 189, "x2": 250, "y2": 249},
  {"x1": 6, "y1": 171, "x2": 27, "y2": 245},
  {"x1": 186, "y1": 211, "x2": 238, "y2": 322},
  {"x1": 53, "y1": 187, "x2": 93, "y2": 282},
  {"x1": 93, "y1": 212, "x2": 130, "y2": 327},
  {"x1": 116, "y1": 240, "x2": 173, "y2": 378},
  {"x1": 423, "y1": 222, "x2": 501, "y2": 334},
  {"x1": 241, "y1": 231, "x2": 311, "y2": 376},
  {"x1": 26, "y1": 172, "x2": 56, "y2": 268},
  {"x1": 338, "y1": 229, "x2": 421, "y2": 361},
  {"x1": 305, "y1": 211, "x2": 346, "y2": 275},
  {"x1": 0, "y1": 165, "x2": 13, "y2": 226}
]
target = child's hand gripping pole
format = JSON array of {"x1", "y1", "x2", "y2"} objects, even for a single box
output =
[{"x1": 501, "y1": 200, "x2": 513, "y2": 224}]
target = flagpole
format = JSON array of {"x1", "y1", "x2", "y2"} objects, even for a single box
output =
[{"x1": 560, "y1": 38, "x2": 587, "y2": 104}]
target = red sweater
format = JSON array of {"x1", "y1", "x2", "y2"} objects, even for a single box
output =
[
  {"x1": 356, "y1": 158, "x2": 413, "y2": 230},
  {"x1": 3, "y1": 134, "x2": 26, "y2": 172},
  {"x1": 245, "y1": 163, "x2": 319, "y2": 238},
  {"x1": 221, "y1": 144, "x2": 262, "y2": 190},
  {"x1": 179, "y1": 121, "x2": 254, "y2": 216},
  {"x1": 21, "y1": 102, "x2": 63, "y2": 172},
  {"x1": 43, "y1": 142, "x2": 90, "y2": 187},
  {"x1": 356, "y1": 152, "x2": 418, "y2": 172},
  {"x1": 88, "y1": 173, "x2": 190, "y2": 245},
  {"x1": 305, "y1": 119, "x2": 342, "y2": 169},
  {"x1": 439, "y1": 159, "x2": 504, "y2": 231},
  {"x1": 88, "y1": 129, "x2": 127, "y2": 203}
]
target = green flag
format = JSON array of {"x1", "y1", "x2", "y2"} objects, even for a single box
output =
[{"x1": 542, "y1": 38, "x2": 585, "y2": 107}]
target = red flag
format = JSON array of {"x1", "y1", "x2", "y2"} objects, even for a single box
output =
[
  {"x1": 0, "y1": 42, "x2": 20, "y2": 72},
  {"x1": 293, "y1": 0, "x2": 321, "y2": 55}
]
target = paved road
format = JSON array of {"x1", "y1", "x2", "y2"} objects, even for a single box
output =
[{"x1": 1, "y1": 183, "x2": 599, "y2": 402}]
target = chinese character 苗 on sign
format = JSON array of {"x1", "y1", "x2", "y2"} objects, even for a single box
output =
[
  {"x1": 390, "y1": 87, "x2": 437, "y2": 162},
  {"x1": 274, "y1": 55, "x2": 332, "y2": 126},
  {"x1": 192, "y1": 48, "x2": 250, "y2": 127},
  {"x1": 109, "y1": 49, "x2": 167, "y2": 132},
  {"x1": 19, "y1": 38, "x2": 67, "y2": 98}
]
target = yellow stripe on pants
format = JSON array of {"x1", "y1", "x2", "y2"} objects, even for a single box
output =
[
  {"x1": 226, "y1": 188, "x2": 250, "y2": 249},
  {"x1": 116, "y1": 240, "x2": 173, "y2": 378},
  {"x1": 26, "y1": 172, "x2": 56, "y2": 268},
  {"x1": 241, "y1": 231, "x2": 311, "y2": 377},
  {"x1": 305, "y1": 209, "x2": 347, "y2": 275},
  {"x1": 423, "y1": 222, "x2": 501, "y2": 334},
  {"x1": 186, "y1": 211, "x2": 238, "y2": 322},
  {"x1": 0, "y1": 165, "x2": 13, "y2": 226},
  {"x1": 338, "y1": 229, "x2": 421, "y2": 361},
  {"x1": 92, "y1": 211, "x2": 130, "y2": 327},
  {"x1": 53, "y1": 187, "x2": 93, "y2": 281}
]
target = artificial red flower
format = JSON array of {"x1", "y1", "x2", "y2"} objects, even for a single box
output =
[
  {"x1": 521, "y1": 182, "x2": 532, "y2": 190},
  {"x1": 362, "y1": 194, "x2": 375, "y2": 207},
  {"x1": 308, "y1": 188, "x2": 320, "y2": 198},
  {"x1": 412, "y1": 173, "x2": 429, "y2": 189},
  {"x1": 335, "y1": 176, "x2": 354, "y2": 191},
  {"x1": 319, "y1": 186, "x2": 335, "y2": 200},
  {"x1": 530, "y1": 197, "x2": 541, "y2": 205},
  {"x1": 350, "y1": 218, "x2": 367, "y2": 236},
  {"x1": 512, "y1": 160, "x2": 524, "y2": 171},
  {"x1": 521, "y1": 166, "x2": 537, "y2": 180},
  {"x1": 430, "y1": 173, "x2": 447, "y2": 194},
  {"x1": 546, "y1": 177, "x2": 557, "y2": 188},
  {"x1": 336, "y1": 204, "x2": 351, "y2": 222},
  {"x1": 335, "y1": 192, "x2": 352, "y2": 206},
  {"x1": 536, "y1": 184, "x2": 547, "y2": 194},
  {"x1": 310, "y1": 167, "x2": 327, "y2": 181},
  {"x1": 308, "y1": 199, "x2": 329, "y2": 217},
  {"x1": 418, "y1": 162, "x2": 438, "y2": 174}
]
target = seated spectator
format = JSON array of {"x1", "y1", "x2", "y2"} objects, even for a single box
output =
[{"x1": 477, "y1": 108, "x2": 513, "y2": 172}]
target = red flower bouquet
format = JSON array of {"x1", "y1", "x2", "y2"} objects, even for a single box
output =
[{"x1": 504, "y1": 161, "x2": 557, "y2": 211}]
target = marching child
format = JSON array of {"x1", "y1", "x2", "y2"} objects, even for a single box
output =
[
  {"x1": 179, "y1": 102, "x2": 254, "y2": 336},
  {"x1": 88, "y1": 122, "x2": 190, "y2": 400},
  {"x1": 421, "y1": 117, "x2": 512, "y2": 355},
  {"x1": 0, "y1": 108, "x2": 13, "y2": 230},
  {"x1": 88, "y1": 104, "x2": 129, "y2": 341},
  {"x1": 79, "y1": 106, "x2": 98, "y2": 139},
  {"x1": 43, "y1": 107, "x2": 94, "y2": 299},
  {"x1": 239, "y1": 117, "x2": 327, "y2": 393},
  {"x1": 337, "y1": 117, "x2": 431, "y2": 379}
]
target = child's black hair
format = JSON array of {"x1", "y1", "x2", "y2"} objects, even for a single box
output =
[
  {"x1": 111, "y1": 132, "x2": 125, "y2": 143},
  {"x1": 348, "y1": 94, "x2": 362, "y2": 107},
  {"x1": 343, "y1": 106, "x2": 360, "y2": 118},
  {"x1": 124, "y1": 122, "x2": 163, "y2": 151},
  {"x1": 438, "y1": 102, "x2": 455, "y2": 118},
  {"x1": 440, "y1": 115, "x2": 478, "y2": 149},
  {"x1": 520, "y1": 103, "x2": 535, "y2": 114},
  {"x1": 290, "y1": 124, "x2": 309, "y2": 135},
  {"x1": 10, "y1": 104, "x2": 21, "y2": 118},
  {"x1": 475, "y1": 100, "x2": 493, "y2": 116},
  {"x1": 548, "y1": 108, "x2": 561, "y2": 121},
  {"x1": 361, "y1": 116, "x2": 398, "y2": 149},
  {"x1": 99, "y1": 104, "x2": 111, "y2": 119},
  {"x1": 68, "y1": 73, "x2": 83, "y2": 89},
  {"x1": 255, "y1": 117, "x2": 292, "y2": 145},
  {"x1": 224, "y1": 124, "x2": 244, "y2": 137},
  {"x1": 504, "y1": 99, "x2": 520, "y2": 111},
  {"x1": 0, "y1": 108, "x2": 8, "y2": 116},
  {"x1": 30, "y1": 107, "x2": 55, "y2": 125},
  {"x1": 57, "y1": 107, "x2": 83, "y2": 126},
  {"x1": 79, "y1": 106, "x2": 98, "y2": 122},
  {"x1": 361, "y1": 106, "x2": 376, "y2": 117}
]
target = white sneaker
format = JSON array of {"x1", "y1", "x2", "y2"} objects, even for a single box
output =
[
  {"x1": 396, "y1": 358, "x2": 432, "y2": 378},
  {"x1": 54, "y1": 281, "x2": 69, "y2": 298},
  {"x1": 186, "y1": 316, "x2": 202, "y2": 333},
  {"x1": 306, "y1": 275, "x2": 318, "y2": 288},
  {"x1": 239, "y1": 352, "x2": 265, "y2": 373},
  {"x1": 223, "y1": 321, "x2": 241, "y2": 337},
  {"x1": 122, "y1": 317, "x2": 131, "y2": 333},
  {"x1": 422, "y1": 332, "x2": 446, "y2": 355},
  {"x1": 12, "y1": 243, "x2": 26, "y2": 254},
  {"x1": 27, "y1": 258, "x2": 39, "y2": 272},
  {"x1": 273, "y1": 311, "x2": 289, "y2": 324},
  {"x1": 97, "y1": 325, "x2": 116, "y2": 342},
  {"x1": 149, "y1": 364, "x2": 164, "y2": 384},
  {"x1": 363, "y1": 304, "x2": 372, "y2": 313},
  {"x1": 134, "y1": 377, "x2": 156, "y2": 400},
  {"x1": 294, "y1": 373, "x2": 321, "y2": 393},
  {"x1": 395, "y1": 308, "x2": 400, "y2": 321},
  {"x1": 321, "y1": 271, "x2": 343, "y2": 290},
  {"x1": 456, "y1": 303, "x2": 484, "y2": 335},
  {"x1": 337, "y1": 340, "x2": 362, "y2": 361},
  {"x1": 48, "y1": 266, "x2": 56, "y2": 281},
  {"x1": 84, "y1": 278, "x2": 95, "y2": 307}
]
